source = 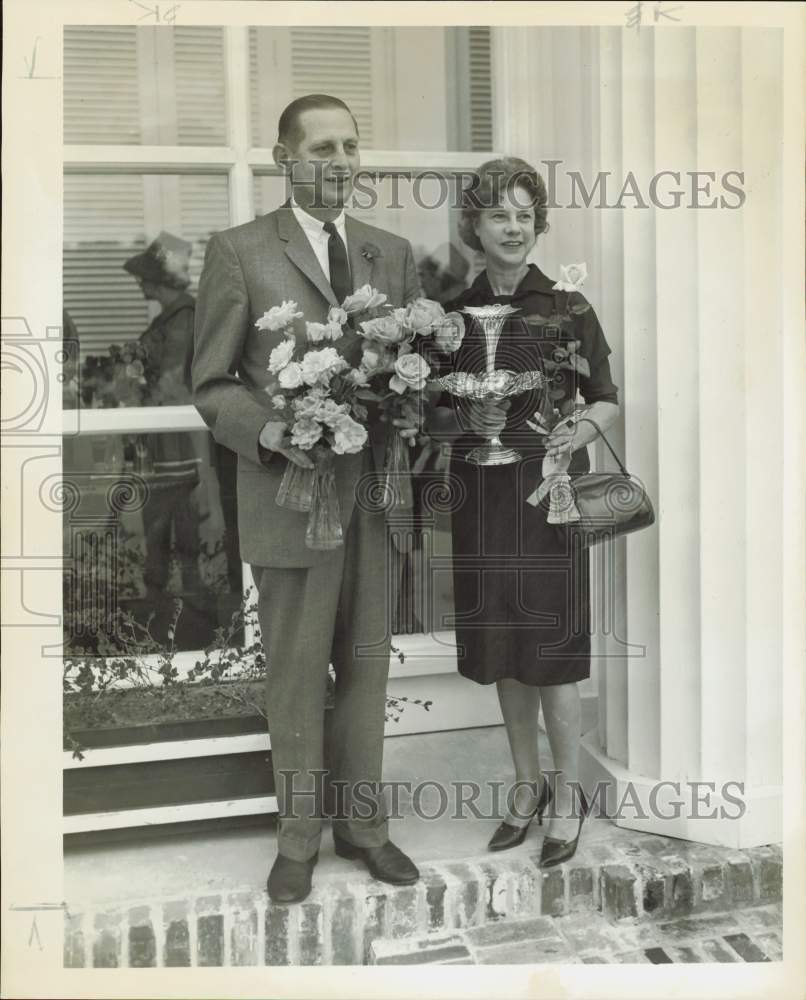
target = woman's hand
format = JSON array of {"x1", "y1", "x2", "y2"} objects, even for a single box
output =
[{"x1": 544, "y1": 418, "x2": 576, "y2": 459}]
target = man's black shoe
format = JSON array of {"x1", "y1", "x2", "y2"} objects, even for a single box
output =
[
  {"x1": 266, "y1": 851, "x2": 318, "y2": 904},
  {"x1": 333, "y1": 832, "x2": 419, "y2": 885}
]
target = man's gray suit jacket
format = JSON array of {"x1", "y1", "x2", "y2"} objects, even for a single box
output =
[{"x1": 192, "y1": 205, "x2": 421, "y2": 567}]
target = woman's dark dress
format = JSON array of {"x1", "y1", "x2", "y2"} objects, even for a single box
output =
[{"x1": 436, "y1": 264, "x2": 619, "y2": 686}]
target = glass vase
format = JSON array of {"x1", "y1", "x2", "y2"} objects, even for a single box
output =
[
  {"x1": 382, "y1": 424, "x2": 414, "y2": 510},
  {"x1": 305, "y1": 449, "x2": 344, "y2": 550},
  {"x1": 275, "y1": 458, "x2": 315, "y2": 512}
]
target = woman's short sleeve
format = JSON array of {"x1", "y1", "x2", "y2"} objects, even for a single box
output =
[{"x1": 575, "y1": 299, "x2": 619, "y2": 406}]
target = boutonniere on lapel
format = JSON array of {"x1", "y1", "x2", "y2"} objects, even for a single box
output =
[{"x1": 359, "y1": 242, "x2": 381, "y2": 262}]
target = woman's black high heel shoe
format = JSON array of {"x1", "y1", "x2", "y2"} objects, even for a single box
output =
[
  {"x1": 539, "y1": 788, "x2": 589, "y2": 868},
  {"x1": 488, "y1": 779, "x2": 552, "y2": 852}
]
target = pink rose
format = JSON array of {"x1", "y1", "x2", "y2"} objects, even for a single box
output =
[
  {"x1": 330, "y1": 413, "x2": 368, "y2": 454},
  {"x1": 404, "y1": 298, "x2": 445, "y2": 334},
  {"x1": 390, "y1": 353, "x2": 431, "y2": 394},
  {"x1": 342, "y1": 284, "x2": 388, "y2": 314},
  {"x1": 360, "y1": 315, "x2": 407, "y2": 346},
  {"x1": 433, "y1": 312, "x2": 465, "y2": 353},
  {"x1": 552, "y1": 263, "x2": 588, "y2": 293}
]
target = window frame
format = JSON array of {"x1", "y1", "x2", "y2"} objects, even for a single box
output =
[{"x1": 63, "y1": 24, "x2": 501, "y2": 681}]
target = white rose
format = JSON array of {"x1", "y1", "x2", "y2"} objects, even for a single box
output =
[
  {"x1": 290, "y1": 417, "x2": 322, "y2": 450},
  {"x1": 292, "y1": 391, "x2": 325, "y2": 420},
  {"x1": 346, "y1": 368, "x2": 369, "y2": 387},
  {"x1": 390, "y1": 353, "x2": 431, "y2": 394},
  {"x1": 319, "y1": 399, "x2": 351, "y2": 427},
  {"x1": 433, "y1": 312, "x2": 465, "y2": 354},
  {"x1": 255, "y1": 300, "x2": 303, "y2": 332},
  {"x1": 330, "y1": 413, "x2": 368, "y2": 454},
  {"x1": 278, "y1": 361, "x2": 304, "y2": 389},
  {"x1": 404, "y1": 298, "x2": 445, "y2": 334},
  {"x1": 342, "y1": 284, "x2": 388, "y2": 314},
  {"x1": 327, "y1": 306, "x2": 349, "y2": 327},
  {"x1": 305, "y1": 321, "x2": 343, "y2": 343},
  {"x1": 552, "y1": 263, "x2": 588, "y2": 293},
  {"x1": 300, "y1": 347, "x2": 348, "y2": 386},
  {"x1": 267, "y1": 339, "x2": 295, "y2": 373},
  {"x1": 271, "y1": 395, "x2": 287, "y2": 410},
  {"x1": 361, "y1": 343, "x2": 396, "y2": 374},
  {"x1": 359, "y1": 315, "x2": 407, "y2": 346}
]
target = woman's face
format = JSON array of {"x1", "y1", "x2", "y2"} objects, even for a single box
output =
[{"x1": 473, "y1": 185, "x2": 537, "y2": 269}]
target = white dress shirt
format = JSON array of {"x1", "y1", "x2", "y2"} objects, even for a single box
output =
[{"x1": 290, "y1": 196, "x2": 349, "y2": 283}]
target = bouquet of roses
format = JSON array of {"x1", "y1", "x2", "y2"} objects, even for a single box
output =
[
  {"x1": 352, "y1": 292, "x2": 465, "y2": 509},
  {"x1": 257, "y1": 287, "x2": 466, "y2": 544},
  {"x1": 256, "y1": 297, "x2": 374, "y2": 549}
]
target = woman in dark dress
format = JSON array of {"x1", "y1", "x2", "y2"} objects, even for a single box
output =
[{"x1": 428, "y1": 158, "x2": 619, "y2": 865}]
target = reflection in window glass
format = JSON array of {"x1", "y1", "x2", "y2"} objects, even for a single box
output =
[
  {"x1": 62, "y1": 431, "x2": 242, "y2": 656},
  {"x1": 253, "y1": 170, "x2": 482, "y2": 303},
  {"x1": 249, "y1": 26, "x2": 494, "y2": 152},
  {"x1": 64, "y1": 26, "x2": 228, "y2": 146},
  {"x1": 63, "y1": 173, "x2": 229, "y2": 407}
]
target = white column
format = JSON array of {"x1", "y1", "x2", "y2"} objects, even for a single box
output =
[{"x1": 493, "y1": 25, "x2": 784, "y2": 847}]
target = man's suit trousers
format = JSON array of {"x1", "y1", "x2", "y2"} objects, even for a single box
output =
[{"x1": 252, "y1": 484, "x2": 399, "y2": 862}]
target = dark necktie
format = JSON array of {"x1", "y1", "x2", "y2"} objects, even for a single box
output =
[{"x1": 323, "y1": 220, "x2": 352, "y2": 305}]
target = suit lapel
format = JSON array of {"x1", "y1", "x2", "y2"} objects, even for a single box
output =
[{"x1": 276, "y1": 207, "x2": 338, "y2": 307}]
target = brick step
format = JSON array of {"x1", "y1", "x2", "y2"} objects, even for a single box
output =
[
  {"x1": 64, "y1": 835, "x2": 782, "y2": 967},
  {"x1": 369, "y1": 902, "x2": 784, "y2": 965}
]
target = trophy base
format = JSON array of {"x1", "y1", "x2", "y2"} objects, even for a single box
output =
[{"x1": 466, "y1": 444, "x2": 522, "y2": 466}]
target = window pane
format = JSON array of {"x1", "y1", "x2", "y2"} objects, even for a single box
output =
[
  {"x1": 253, "y1": 169, "x2": 482, "y2": 300},
  {"x1": 63, "y1": 172, "x2": 229, "y2": 407},
  {"x1": 350, "y1": 171, "x2": 482, "y2": 302},
  {"x1": 249, "y1": 27, "x2": 494, "y2": 152},
  {"x1": 62, "y1": 431, "x2": 242, "y2": 656},
  {"x1": 64, "y1": 26, "x2": 227, "y2": 145}
]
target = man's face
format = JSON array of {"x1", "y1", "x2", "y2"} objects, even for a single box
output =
[{"x1": 281, "y1": 107, "x2": 360, "y2": 210}]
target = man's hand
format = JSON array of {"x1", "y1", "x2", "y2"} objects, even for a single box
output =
[
  {"x1": 464, "y1": 398, "x2": 510, "y2": 437},
  {"x1": 259, "y1": 420, "x2": 314, "y2": 468},
  {"x1": 392, "y1": 413, "x2": 419, "y2": 443}
]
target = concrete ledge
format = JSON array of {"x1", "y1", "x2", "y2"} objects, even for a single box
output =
[{"x1": 64, "y1": 834, "x2": 782, "y2": 967}]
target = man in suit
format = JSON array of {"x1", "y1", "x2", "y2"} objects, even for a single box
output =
[{"x1": 193, "y1": 94, "x2": 421, "y2": 903}]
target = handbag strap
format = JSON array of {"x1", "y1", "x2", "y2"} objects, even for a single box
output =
[{"x1": 575, "y1": 416, "x2": 631, "y2": 478}]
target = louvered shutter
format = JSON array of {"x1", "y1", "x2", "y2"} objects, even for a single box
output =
[
  {"x1": 63, "y1": 26, "x2": 226, "y2": 146},
  {"x1": 249, "y1": 27, "x2": 376, "y2": 149},
  {"x1": 64, "y1": 175, "x2": 229, "y2": 359},
  {"x1": 179, "y1": 176, "x2": 232, "y2": 286},
  {"x1": 64, "y1": 27, "x2": 142, "y2": 144},
  {"x1": 467, "y1": 27, "x2": 493, "y2": 151},
  {"x1": 174, "y1": 28, "x2": 227, "y2": 146},
  {"x1": 63, "y1": 175, "x2": 149, "y2": 356},
  {"x1": 288, "y1": 28, "x2": 375, "y2": 146}
]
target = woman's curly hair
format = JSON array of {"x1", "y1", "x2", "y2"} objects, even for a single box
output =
[{"x1": 457, "y1": 157, "x2": 549, "y2": 253}]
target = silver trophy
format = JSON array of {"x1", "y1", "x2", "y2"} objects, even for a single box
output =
[{"x1": 435, "y1": 304, "x2": 546, "y2": 465}]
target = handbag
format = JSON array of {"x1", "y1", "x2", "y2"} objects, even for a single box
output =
[{"x1": 563, "y1": 417, "x2": 655, "y2": 547}]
